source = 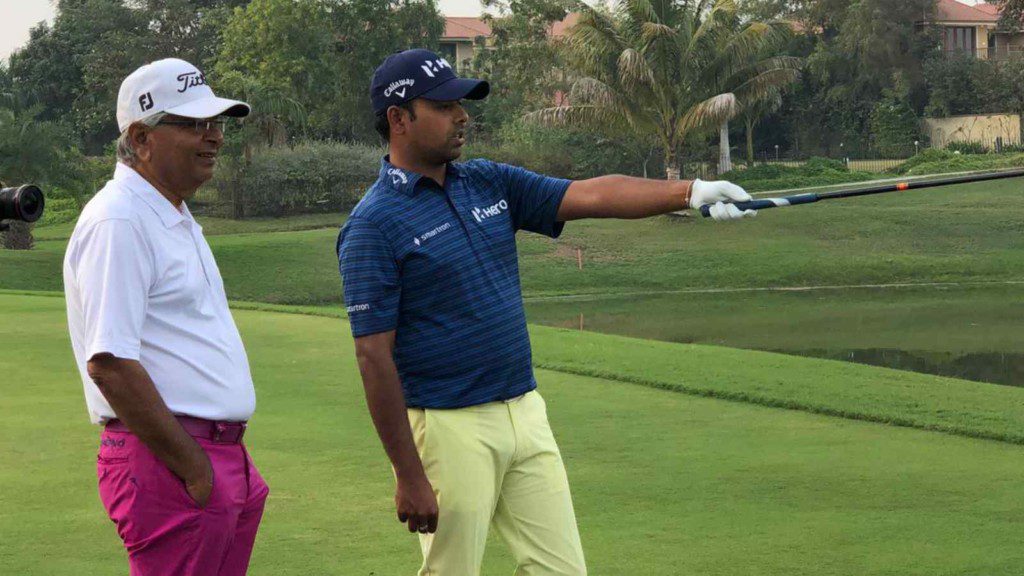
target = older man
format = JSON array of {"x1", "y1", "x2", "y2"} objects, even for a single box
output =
[{"x1": 63, "y1": 58, "x2": 268, "y2": 576}]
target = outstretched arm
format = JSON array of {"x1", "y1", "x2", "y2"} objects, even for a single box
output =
[{"x1": 556, "y1": 176, "x2": 756, "y2": 221}]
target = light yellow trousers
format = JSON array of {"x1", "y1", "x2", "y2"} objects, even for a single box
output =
[{"x1": 406, "y1": 391, "x2": 587, "y2": 576}]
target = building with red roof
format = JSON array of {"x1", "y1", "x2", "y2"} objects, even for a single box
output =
[
  {"x1": 921, "y1": 0, "x2": 1024, "y2": 59},
  {"x1": 439, "y1": 14, "x2": 579, "y2": 70}
]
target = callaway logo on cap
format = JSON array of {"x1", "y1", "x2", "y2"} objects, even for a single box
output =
[
  {"x1": 116, "y1": 58, "x2": 251, "y2": 132},
  {"x1": 370, "y1": 49, "x2": 490, "y2": 115}
]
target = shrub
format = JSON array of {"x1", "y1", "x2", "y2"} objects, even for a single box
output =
[
  {"x1": 720, "y1": 160, "x2": 875, "y2": 192},
  {"x1": 870, "y1": 95, "x2": 920, "y2": 157},
  {"x1": 945, "y1": 141, "x2": 989, "y2": 155},
  {"x1": 37, "y1": 196, "x2": 82, "y2": 227},
  {"x1": 214, "y1": 141, "x2": 384, "y2": 217},
  {"x1": 895, "y1": 151, "x2": 1024, "y2": 176},
  {"x1": 891, "y1": 148, "x2": 957, "y2": 174},
  {"x1": 803, "y1": 157, "x2": 848, "y2": 174},
  {"x1": 462, "y1": 121, "x2": 655, "y2": 179}
]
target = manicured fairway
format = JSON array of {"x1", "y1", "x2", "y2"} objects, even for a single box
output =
[
  {"x1": 6, "y1": 175, "x2": 1024, "y2": 302},
  {"x1": 4, "y1": 294, "x2": 1024, "y2": 575}
]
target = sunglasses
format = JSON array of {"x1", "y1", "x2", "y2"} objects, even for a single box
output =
[{"x1": 156, "y1": 118, "x2": 228, "y2": 133}]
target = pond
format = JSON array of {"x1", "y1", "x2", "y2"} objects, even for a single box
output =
[{"x1": 524, "y1": 284, "x2": 1024, "y2": 387}]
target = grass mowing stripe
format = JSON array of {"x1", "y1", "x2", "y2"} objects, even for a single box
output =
[
  {"x1": 533, "y1": 362, "x2": 1024, "y2": 445},
  {"x1": 15, "y1": 290, "x2": 1021, "y2": 445},
  {"x1": 528, "y1": 326, "x2": 1024, "y2": 446},
  {"x1": 224, "y1": 300, "x2": 1024, "y2": 445},
  {"x1": 0, "y1": 289, "x2": 64, "y2": 298}
]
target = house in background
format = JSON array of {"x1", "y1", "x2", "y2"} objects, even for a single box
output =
[
  {"x1": 439, "y1": 14, "x2": 580, "y2": 70},
  {"x1": 439, "y1": 17, "x2": 492, "y2": 69},
  {"x1": 922, "y1": 0, "x2": 1024, "y2": 59}
]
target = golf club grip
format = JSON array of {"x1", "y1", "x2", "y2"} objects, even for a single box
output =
[{"x1": 698, "y1": 193, "x2": 819, "y2": 217}]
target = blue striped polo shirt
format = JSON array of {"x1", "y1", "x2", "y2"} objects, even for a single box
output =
[{"x1": 337, "y1": 156, "x2": 570, "y2": 408}]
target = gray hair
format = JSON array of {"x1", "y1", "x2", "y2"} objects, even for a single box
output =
[{"x1": 116, "y1": 113, "x2": 166, "y2": 166}]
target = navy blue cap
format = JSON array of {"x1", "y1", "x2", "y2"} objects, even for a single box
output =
[{"x1": 370, "y1": 49, "x2": 490, "y2": 115}]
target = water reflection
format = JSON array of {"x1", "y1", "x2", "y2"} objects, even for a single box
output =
[
  {"x1": 784, "y1": 349, "x2": 1024, "y2": 387},
  {"x1": 524, "y1": 285, "x2": 1024, "y2": 387}
]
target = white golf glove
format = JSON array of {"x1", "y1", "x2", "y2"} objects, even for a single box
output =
[{"x1": 689, "y1": 179, "x2": 757, "y2": 221}]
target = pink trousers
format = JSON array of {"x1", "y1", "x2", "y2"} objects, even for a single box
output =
[{"x1": 97, "y1": 425, "x2": 269, "y2": 575}]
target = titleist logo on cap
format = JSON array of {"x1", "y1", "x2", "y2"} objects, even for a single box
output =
[{"x1": 177, "y1": 72, "x2": 208, "y2": 94}]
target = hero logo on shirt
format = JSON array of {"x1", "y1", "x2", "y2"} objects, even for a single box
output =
[
  {"x1": 384, "y1": 78, "x2": 415, "y2": 99},
  {"x1": 388, "y1": 168, "x2": 408, "y2": 186},
  {"x1": 471, "y1": 200, "x2": 508, "y2": 223},
  {"x1": 420, "y1": 58, "x2": 452, "y2": 78},
  {"x1": 414, "y1": 222, "x2": 452, "y2": 247}
]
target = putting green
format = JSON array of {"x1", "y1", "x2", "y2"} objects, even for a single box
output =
[{"x1": 4, "y1": 293, "x2": 1024, "y2": 575}]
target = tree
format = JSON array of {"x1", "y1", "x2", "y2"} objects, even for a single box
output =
[
  {"x1": 7, "y1": 0, "x2": 148, "y2": 152},
  {"x1": 781, "y1": 0, "x2": 936, "y2": 153},
  {"x1": 529, "y1": 0, "x2": 801, "y2": 179},
  {"x1": 739, "y1": 87, "x2": 783, "y2": 165},
  {"x1": 215, "y1": 72, "x2": 308, "y2": 218},
  {"x1": 996, "y1": 0, "x2": 1024, "y2": 33},
  {"x1": 870, "y1": 77, "x2": 920, "y2": 156},
  {"x1": 466, "y1": 0, "x2": 571, "y2": 134},
  {"x1": 997, "y1": 55, "x2": 1024, "y2": 140},
  {"x1": 922, "y1": 53, "x2": 1013, "y2": 117},
  {"x1": 320, "y1": 0, "x2": 445, "y2": 140},
  {"x1": 214, "y1": 0, "x2": 444, "y2": 142},
  {"x1": 7, "y1": 0, "x2": 245, "y2": 153},
  {"x1": 127, "y1": 0, "x2": 249, "y2": 67},
  {"x1": 215, "y1": 0, "x2": 335, "y2": 103}
]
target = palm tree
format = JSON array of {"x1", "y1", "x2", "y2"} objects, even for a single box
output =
[
  {"x1": 739, "y1": 86, "x2": 783, "y2": 167},
  {"x1": 528, "y1": 0, "x2": 801, "y2": 179},
  {"x1": 217, "y1": 72, "x2": 307, "y2": 219}
]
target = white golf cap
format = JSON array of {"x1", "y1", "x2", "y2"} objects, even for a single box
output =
[{"x1": 116, "y1": 58, "x2": 250, "y2": 133}]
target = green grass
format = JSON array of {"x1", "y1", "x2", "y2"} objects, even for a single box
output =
[
  {"x1": 32, "y1": 212, "x2": 345, "y2": 241},
  {"x1": 5, "y1": 294, "x2": 1024, "y2": 575},
  {"x1": 7, "y1": 176, "x2": 1024, "y2": 301}
]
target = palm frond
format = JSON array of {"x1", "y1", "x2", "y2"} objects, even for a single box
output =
[
  {"x1": 617, "y1": 48, "x2": 657, "y2": 92},
  {"x1": 701, "y1": 22, "x2": 780, "y2": 86},
  {"x1": 730, "y1": 68, "x2": 801, "y2": 108},
  {"x1": 720, "y1": 54, "x2": 803, "y2": 91},
  {"x1": 623, "y1": 0, "x2": 661, "y2": 29},
  {"x1": 677, "y1": 92, "x2": 737, "y2": 134},
  {"x1": 524, "y1": 104, "x2": 638, "y2": 135}
]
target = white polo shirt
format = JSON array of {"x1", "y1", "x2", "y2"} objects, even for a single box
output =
[{"x1": 64, "y1": 163, "x2": 255, "y2": 424}]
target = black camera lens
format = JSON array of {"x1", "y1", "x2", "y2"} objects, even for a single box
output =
[{"x1": 0, "y1": 185, "x2": 45, "y2": 223}]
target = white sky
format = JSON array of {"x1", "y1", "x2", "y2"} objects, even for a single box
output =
[
  {"x1": 0, "y1": 0, "x2": 486, "y2": 63},
  {"x1": 0, "y1": 0, "x2": 55, "y2": 62}
]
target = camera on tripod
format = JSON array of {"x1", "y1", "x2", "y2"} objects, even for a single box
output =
[{"x1": 0, "y1": 184, "x2": 45, "y2": 232}]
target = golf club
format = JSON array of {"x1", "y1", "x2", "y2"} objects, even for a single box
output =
[{"x1": 699, "y1": 168, "x2": 1024, "y2": 217}]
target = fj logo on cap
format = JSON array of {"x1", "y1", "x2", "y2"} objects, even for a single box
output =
[
  {"x1": 384, "y1": 78, "x2": 415, "y2": 99},
  {"x1": 176, "y1": 71, "x2": 208, "y2": 93},
  {"x1": 420, "y1": 58, "x2": 452, "y2": 78},
  {"x1": 139, "y1": 92, "x2": 154, "y2": 112}
]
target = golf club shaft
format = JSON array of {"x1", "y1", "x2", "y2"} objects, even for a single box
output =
[{"x1": 698, "y1": 168, "x2": 1024, "y2": 217}]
